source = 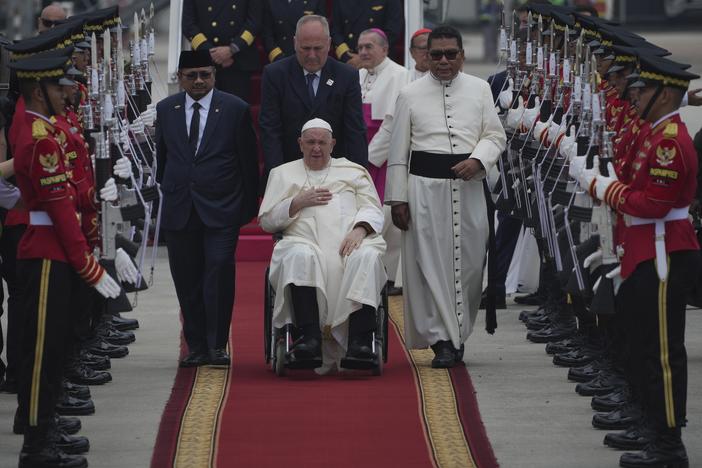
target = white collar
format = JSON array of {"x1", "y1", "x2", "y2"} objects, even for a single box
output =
[
  {"x1": 651, "y1": 110, "x2": 680, "y2": 130},
  {"x1": 430, "y1": 71, "x2": 459, "y2": 86},
  {"x1": 304, "y1": 69, "x2": 322, "y2": 78},
  {"x1": 25, "y1": 110, "x2": 53, "y2": 125},
  {"x1": 366, "y1": 57, "x2": 391, "y2": 75},
  {"x1": 185, "y1": 89, "x2": 214, "y2": 111}
]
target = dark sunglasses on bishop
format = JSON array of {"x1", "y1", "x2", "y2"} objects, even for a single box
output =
[
  {"x1": 429, "y1": 49, "x2": 461, "y2": 61},
  {"x1": 182, "y1": 70, "x2": 213, "y2": 80}
]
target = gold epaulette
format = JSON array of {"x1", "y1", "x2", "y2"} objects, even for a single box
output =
[
  {"x1": 663, "y1": 123, "x2": 678, "y2": 138},
  {"x1": 32, "y1": 119, "x2": 49, "y2": 139}
]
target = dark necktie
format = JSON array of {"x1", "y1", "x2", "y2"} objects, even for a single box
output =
[
  {"x1": 189, "y1": 101, "x2": 201, "y2": 154},
  {"x1": 306, "y1": 73, "x2": 317, "y2": 102}
]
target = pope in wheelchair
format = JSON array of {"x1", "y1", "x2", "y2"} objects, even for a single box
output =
[{"x1": 259, "y1": 118, "x2": 387, "y2": 374}]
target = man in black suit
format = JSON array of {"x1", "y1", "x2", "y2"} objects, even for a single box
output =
[
  {"x1": 259, "y1": 14, "x2": 367, "y2": 174},
  {"x1": 262, "y1": 0, "x2": 326, "y2": 64},
  {"x1": 155, "y1": 50, "x2": 259, "y2": 367},
  {"x1": 182, "y1": 0, "x2": 263, "y2": 102}
]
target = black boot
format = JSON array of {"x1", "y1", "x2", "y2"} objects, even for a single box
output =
[
  {"x1": 19, "y1": 425, "x2": 87, "y2": 468},
  {"x1": 288, "y1": 285, "x2": 322, "y2": 361},
  {"x1": 62, "y1": 380, "x2": 91, "y2": 401},
  {"x1": 111, "y1": 314, "x2": 139, "y2": 331},
  {"x1": 605, "y1": 422, "x2": 654, "y2": 450},
  {"x1": 79, "y1": 349, "x2": 111, "y2": 371},
  {"x1": 47, "y1": 424, "x2": 90, "y2": 455},
  {"x1": 619, "y1": 429, "x2": 688, "y2": 467},
  {"x1": 431, "y1": 341, "x2": 456, "y2": 368},
  {"x1": 346, "y1": 306, "x2": 376, "y2": 360},
  {"x1": 14, "y1": 414, "x2": 82, "y2": 436},
  {"x1": 64, "y1": 360, "x2": 112, "y2": 386},
  {"x1": 592, "y1": 403, "x2": 642, "y2": 430},
  {"x1": 55, "y1": 395, "x2": 95, "y2": 416},
  {"x1": 84, "y1": 337, "x2": 128, "y2": 358}
]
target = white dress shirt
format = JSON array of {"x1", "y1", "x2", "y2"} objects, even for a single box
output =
[
  {"x1": 303, "y1": 69, "x2": 321, "y2": 96},
  {"x1": 185, "y1": 89, "x2": 213, "y2": 153}
]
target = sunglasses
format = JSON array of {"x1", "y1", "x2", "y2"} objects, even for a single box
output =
[
  {"x1": 40, "y1": 18, "x2": 59, "y2": 28},
  {"x1": 429, "y1": 49, "x2": 461, "y2": 61},
  {"x1": 182, "y1": 71, "x2": 213, "y2": 81}
]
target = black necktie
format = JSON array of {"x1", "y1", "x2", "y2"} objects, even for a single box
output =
[
  {"x1": 306, "y1": 73, "x2": 316, "y2": 102},
  {"x1": 189, "y1": 101, "x2": 201, "y2": 154}
]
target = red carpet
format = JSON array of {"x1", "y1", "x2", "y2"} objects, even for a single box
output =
[{"x1": 152, "y1": 261, "x2": 498, "y2": 468}]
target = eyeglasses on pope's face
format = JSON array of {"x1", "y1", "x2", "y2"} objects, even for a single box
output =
[
  {"x1": 181, "y1": 70, "x2": 214, "y2": 81},
  {"x1": 429, "y1": 49, "x2": 461, "y2": 61}
]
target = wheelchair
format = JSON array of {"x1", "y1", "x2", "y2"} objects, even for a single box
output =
[{"x1": 263, "y1": 265, "x2": 389, "y2": 377}]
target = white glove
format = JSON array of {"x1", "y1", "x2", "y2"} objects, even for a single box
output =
[
  {"x1": 592, "y1": 162, "x2": 619, "y2": 202},
  {"x1": 583, "y1": 249, "x2": 603, "y2": 271},
  {"x1": 498, "y1": 78, "x2": 514, "y2": 110},
  {"x1": 506, "y1": 96, "x2": 525, "y2": 130},
  {"x1": 521, "y1": 96, "x2": 541, "y2": 131},
  {"x1": 113, "y1": 157, "x2": 133, "y2": 180},
  {"x1": 577, "y1": 155, "x2": 601, "y2": 191},
  {"x1": 568, "y1": 154, "x2": 587, "y2": 183},
  {"x1": 141, "y1": 105, "x2": 156, "y2": 127},
  {"x1": 548, "y1": 122, "x2": 565, "y2": 146},
  {"x1": 606, "y1": 264, "x2": 623, "y2": 295},
  {"x1": 115, "y1": 248, "x2": 139, "y2": 285},
  {"x1": 533, "y1": 120, "x2": 551, "y2": 145},
  {"x1": 558, "y1": 126, "x2": 577, "y2": 159},
  {"x1": 92, "y1": 271, "x2": 122, "y2": 299},
  {"x1": 100, "y1": 177, "x2": 118, "y2": 202}
]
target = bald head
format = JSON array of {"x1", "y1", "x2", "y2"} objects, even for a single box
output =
[{"x1": 38, "y1": 3, "x2": 67, "y2": 33}]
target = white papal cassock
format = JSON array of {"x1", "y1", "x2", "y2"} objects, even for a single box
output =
[
  {"x1": 258, "y1": 158, "x2": 387, "y2": 369},
  {"x1": 385, "y1": 72, "x2": 506, "y2": 350},
  {"x1": 361, "y1": 57, "x2": 409, "y2": 285}
]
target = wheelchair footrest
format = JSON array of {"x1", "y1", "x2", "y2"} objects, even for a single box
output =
[
  {"x1": 340, "y1": 356, "x2": 378, "y2": 370},
  {"x1": 286, "y1": 356, "x2": 323, "y2": 370}
]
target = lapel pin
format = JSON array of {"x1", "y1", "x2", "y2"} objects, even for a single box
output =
[
  {"x1": 174, "y1": 104, "x2": 181, "y2": 109},
  {"x1": 215, "y1": 108, "x2": 220, "y2": 112},
  {"x1": 326, "y1": 79, "x2": 334, "y2": 86}
]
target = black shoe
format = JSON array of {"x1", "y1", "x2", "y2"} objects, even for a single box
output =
[
  {"x1": 48, "y1": 427, "x2": 89, "y2": 455},
  {"x1": 514, "y1": 291, "x2": 545, "y2": 306},
  {"x1": 575, "y1": 372, "x2": 626, "y2": 397},
  {"x1": 19, "y1": 445, "x2": 87, "y2": 468},
  {"x1": 85, "y1": 338, "x2": 129, "y2": 358},
  {"x1": 605, "y1": 424, "x2": 654, "y2": 450},
  {"x1": 569, "y1": 359, "x2": 613, "y2": 383},
  {"x1": 55, "y1": 395, "x2": 95, "y2": 416},
  {"x1": 431, "y1": 341, "x2": 457, "y2": 368},
  {"x1": 14, "y1": 415, "x2": 82, "y2": 436},
  {"x1": 346, "y1": 335, "x2": 375, "y2": 360},
  {"x1": 553, "y1": 347, "x2": 603, "y2": 367},
  {"x1": 65, "y1": 362, "x2": 112, "y2": 386},
  {"x1": 288, "y1": 336, "x2": 322, "y2": 360},
  {"x1": 98, "y1": 326, "x2": 136, "y2": 346},
  {"x1": 619, "y1": 442, "x2": 688, "y2": 468},
  {"x1": 62, "y1": 380, "x2": 91, "y2": 401},
  {"x1": 592, "y1": 387, "x2": 631, "y2": 412},
  {"x1": 179, "y1": 351, "x2": 210, "y2": 368},
  {"x1": 208, "y1": 349, "x2": 231, "y2": 367},
  {"x1": 593, "y1": 403, "x2": 642, "y2": 430},
  {"x1": 525, "y1": 313, "x2": 552, "y2": 331},
  {"x1": 545, "y1": 335, "x2": 588, "y2": 355},
  {"x1": 79, "y1": 350, "x2": 111, "y2": 371},
  {"x1": 527, "y1": 322, "x2": 576, "y2": 343},
  {"x1": 0, "y1": 375, "x2": 18, "y2": 393},
  {"x1": 111, "y1": 314, "x2": 139, "y2": 331},
  {"x1": 519, "y1": 307, "x2": 546, "y2": 323}
]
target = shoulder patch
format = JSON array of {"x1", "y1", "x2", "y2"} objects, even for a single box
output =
[
  {"x1": 663, "y1": 123, "x2": 678, "y2": 138},
  {"x1": 655, "y1": 142, "x2": 677, "y2": 167},
  {"x1": 39, "y1": 151, "x2": 60, "y2": 173},
  {"x1": 32, "y1": 119, "x2": 48, "y2": 139}
]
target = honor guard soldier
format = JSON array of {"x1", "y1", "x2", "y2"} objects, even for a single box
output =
[
  {"x1": 262, "y1": 0, "x2": 326, "y2": 63},
  {"x1": 578, "y1": 54, "x2": 700, "y2": 468},
  {"x1": 10, "y1": 54, "x2": 121, "y2": 468},
  {"x1": 331, "y1": 0, "x2": 403, "y2": 68},
  {"x1": 182, "y1": 0, "x2": 263, "y2": 101}
]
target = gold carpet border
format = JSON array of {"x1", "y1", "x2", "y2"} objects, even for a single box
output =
[
  {"x1": 388, "y1": 296, "x2": 476, "y2": 468},
  {"x1": 173, "y1": 365, "x2": 229, "y2": 468}
]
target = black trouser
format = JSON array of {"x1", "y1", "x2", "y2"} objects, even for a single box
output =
[
  {"x1": 16, "y1": 259, "x2": 79, "y2": 439},
  {"x1": 1, "y1": 224, "x2": 27, "y2": 383},
  {"x1": 215, "y1": 68, "x2": 251, "y2": 103},
  {"x1": 490, "y1": 212, "x2": 522, "y2": 297},
  {"x1": 69, "y1": 280, "x2": 101, "y2": 351},
  {"x1": 618, "y1": 251, "x2": 699, "y2": 431},
  {"x1": 166, "y1": 207, "x2": 239, "y2": 352}
]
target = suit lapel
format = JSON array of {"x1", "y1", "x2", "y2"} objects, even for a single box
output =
[
  {"x1": 196, "y1": 90, "x2": 222, "y2": 158},
  {"x1": 173, "y1": 93, "x2": 189, "y2": 155},
  {"x1": 290, "y1": 59, "x2": 313, "y2": 109}
]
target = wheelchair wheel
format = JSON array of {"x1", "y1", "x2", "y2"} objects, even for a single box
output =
[
  {"x1": 274, "y1": 337, "x2": 287, "y2": 377},
  {"x1": 372, "y1": 339, "x2": 384, "y2": 376},
  {"x1": 264, "y1": 267, "x2": 274, "y2": 364}
]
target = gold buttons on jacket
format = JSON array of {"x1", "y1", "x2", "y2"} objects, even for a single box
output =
[
  {"x1": 232, "y1": 4, "x2": 236, "y2": 9},
  {"x1": 213, "y1": 37, "x2": 219, "y2": 43},
  {"x1": 230, "y1": 21, "x2": 234, "y2": 26},
  {"x1": 207, "y1": 6, "x2": 212, "y2": 11},
  {"x1": 212, "y1": 21, "x2": 217, "y2": 27}
]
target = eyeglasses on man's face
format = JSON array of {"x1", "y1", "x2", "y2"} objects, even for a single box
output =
[
  {"x1": 40, "y1": 18, "x2": 60, "y2": 28},
  {"x1": 429, "y1": 49, "x2": 461, "y2": 61}
]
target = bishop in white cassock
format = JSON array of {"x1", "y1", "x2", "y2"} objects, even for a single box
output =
[
  {"x1": 357, "y1": 29, "x2": 409, "y2": 288},
  {"x1": 385, "y1": 27, "x2": 506, "y2": 368},
  {"x1": 259, "y1": 118, "x2": 387, "y2": 373}
]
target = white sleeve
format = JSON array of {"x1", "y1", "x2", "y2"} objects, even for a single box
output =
[
  {"x1": 384, "y1": 90, "x2": 412, "y2": 204},
  {"x1": 470, "y1": 82, "x2": 507, "y2": 176}
]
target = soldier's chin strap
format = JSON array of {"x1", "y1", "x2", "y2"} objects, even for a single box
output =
[
  {"x1": 641, "y1": 83, "x2": 664, "y2": 121},
  {"x1": 39, "y1": 80, "x2": 57, "y2": 119}
]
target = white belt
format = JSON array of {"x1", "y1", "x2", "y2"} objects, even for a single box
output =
[
  {"x1": 627, "y1": 206, "x2": 690, "y2": 280},
  {"x1": 29, "y1": 211, "x2": 53, "y2": 226}
]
